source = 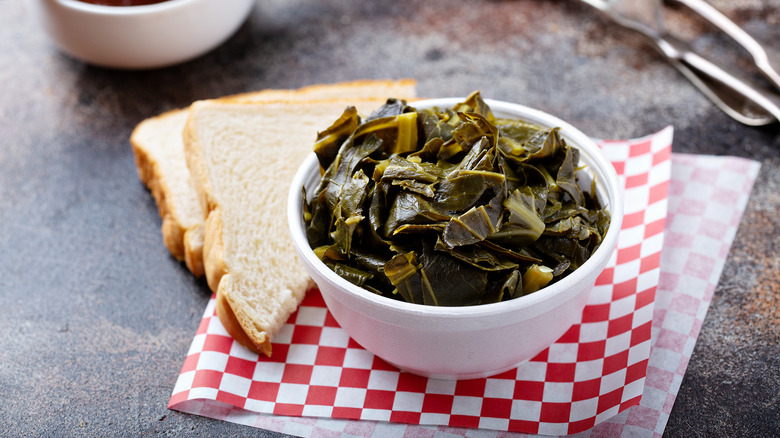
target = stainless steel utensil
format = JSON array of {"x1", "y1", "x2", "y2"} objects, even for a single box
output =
[
  {"x1": 581, "y1": 0, "x2": 780, "y2": 126},
  {"x1": 668, "y1": 0, "x2": 780, "y2": 92}
]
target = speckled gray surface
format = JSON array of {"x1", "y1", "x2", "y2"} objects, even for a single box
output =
[{"x1": 1, "y1": 0, "x2": 778, "y2": 436}]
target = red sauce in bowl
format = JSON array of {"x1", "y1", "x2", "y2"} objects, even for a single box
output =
[{"x1": 75, "y1": 0, "x2": 171, "y2": 6}]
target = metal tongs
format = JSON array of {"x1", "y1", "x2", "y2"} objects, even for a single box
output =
[{"x1": 581, "y1": 0, "x2": 780, "y2": 126}]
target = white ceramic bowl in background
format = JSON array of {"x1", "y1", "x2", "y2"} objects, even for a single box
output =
[
  {"x1": 24, "y1": 0, "x2": 255, "y2": 69},
  {"x1": 288, "y1": 99, "x2": 623, "y2": 380}
]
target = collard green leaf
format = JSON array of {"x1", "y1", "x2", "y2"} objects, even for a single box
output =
[
  {"x1": 305, "y1": 189, "x2": 333, "y2": 248},
  {"x1": 319, "y1": 134, "x2": 384, "y2": 217},
  {"x1": 501, "y1": 270, "x2": 525, "y2": 300},
  {"x1": 433, "y1": 170, "x2": 505, "y2": 215},
  {"x1": 496, "y1": 120, "x2": 549, "y2": 159},
  {"x1": 543, "y1": 237, "x2": 592, "y2": 271},
  {"x1": 350, "y1": 248, "x2": 391, "y2": 276},
  {"x1": 434, "y1": 238, "x2": 519, "y2": 272},
  {"x1": 452, "y1": 90, "x2": 495, "y2": 123},
  {"x1": 366, "y1": 182, "x2": 392, "y2": 249},
  {"x1": 366, "y1": 98, "x2": 408, "y2": 121},
  {"x1": 330, "y1": 211, "x2": 361, "y2": 258},
  {"x1": 313, "y1": 106, "x2": 359, "y2": 172},
  {"x1": 409, "y1": 137, "x2": 444, "y2": 161},
  {"x1": 418, "y1": 239, "x2": 488, "y2": 306},
  {"x1": 442, "y1": 187, "x2": 505, "y2": 247},
  {"x1": 391, "y1": 179, "x2": 436, "y2": 198},
  {"x1": 488, "y1": 187, "x2": 545, "y2": 247},
  {"x1": 556, "y1": 143, "x2": 585, "y2": 206},
  {"x1": 380, "y1": 155, "x2": 439, "y2": 184},
  {"x1": 353, "y1": 112, "x2": 419, "y2": 155},
  {"x1": 331, "y1": 263, "x2": 374, "y2": 287},
  {"x1": 450, "y1": 113, "x2": 498, "y2": 157},
  {"x1": 419, "y1": 111, "x2": 456, "y2": 144},
  {"x1": 478, "y1": 239, "x2": 543, "y2": 264},
  {"x1": 384, "y1": 191, "x2": 450, "y2": 237},
  {"x1": 393, "y1": 222, "x2": 447, "y2": 235},
  {"x1": 457, "y1": 136, "x2": 495, "y2": 173},
  {"x1": 384, "y1": 252, "x2": 425, "y2": 304},
  {"x1": 329, "y1": 169, "x2": 369, "y2": 257},
  {"x1": 534, "y1": 126, "x2": 564, "y2": 160},
  {"x1": 543, "y1": 202, "x2": 588, "y2": 223},
  {"x1": 339, "y1": 169, "x2": 370, "y2": 218}
]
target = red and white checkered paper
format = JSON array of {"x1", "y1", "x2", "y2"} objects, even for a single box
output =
[
  {"x1": 602, "y1": 151, "x2": 760, "y2": 437},
  {"x1": 168, "y1": 127, "x2": 760, "y2": 436}
]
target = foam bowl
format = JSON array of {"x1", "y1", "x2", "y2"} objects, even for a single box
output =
[
  {"x1": 24, "y1": 0, "x2": 255, "y2": 69},
  {"x1": 288, "y1": 98, "x2": 623, "y2": 380}
]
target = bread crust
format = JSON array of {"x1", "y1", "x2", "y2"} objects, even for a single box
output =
[
  {"x1": 130, "y1": 111, "x2": 189, "y2": 262},
  {"x1": 183, "y1": 224, "x2": 205, "y2": 278},
  {"x1": 201, "y1": 206, "x2": 228, "y2": 295},
  {"x1": 131, "y1": 109, "x2": 206, "y2": 277},
  {"x1": 216, "y1": 275, "x2": 271, "y2": 356},
  {"x1": 182, "y1": 106, "x2": 226, "y2": 291},
  {"x1": 223, "y1": 78, "x2": 418, "y2": 104}
]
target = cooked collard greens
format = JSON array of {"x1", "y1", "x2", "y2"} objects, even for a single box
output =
[{"x1": 304, "y1": 92, "x2": 610, "y2": 306}]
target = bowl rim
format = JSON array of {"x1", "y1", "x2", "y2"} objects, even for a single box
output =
[
  {"x1": 55, "y1": 0, "x2": 203, "y2": 15},
  {"x1": 288, "y1": 97, "x2": 623, "y2": 320}
]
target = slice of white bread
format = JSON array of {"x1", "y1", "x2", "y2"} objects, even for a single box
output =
[
  {"x1": 132, "y1": 109, "x2": 207, "y2": 277},
  {"x1": 184, "y1": 98, "x2": 397, "y2": 356},
  {"x1": 130, "y1": 79, "x2": 416, "y2": 278}
]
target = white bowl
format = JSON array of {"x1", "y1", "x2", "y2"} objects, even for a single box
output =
[
  {"x1": 24, "y1": 0, "x2": 255, "y2": 69},
  {"x1": 288, "y1": 98, "x2": 623, "y2": 380}
]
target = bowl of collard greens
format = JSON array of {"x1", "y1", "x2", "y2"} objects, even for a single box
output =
[{"x1": 288, "y1": 92, "x2": 622, "y2": 379}]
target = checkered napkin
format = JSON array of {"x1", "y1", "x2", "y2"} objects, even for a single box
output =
[{"x1": 169, "y1": 127, "x2": 760, "y2": 436}]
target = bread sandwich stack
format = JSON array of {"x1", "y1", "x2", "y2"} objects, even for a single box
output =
[{"x1": 131, "y1": 79, "x2": 417, "y2": 356}]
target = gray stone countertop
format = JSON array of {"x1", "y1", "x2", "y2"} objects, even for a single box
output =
[{"x1": 1, "y1": 0, "x2": 777, "y2": 436}]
